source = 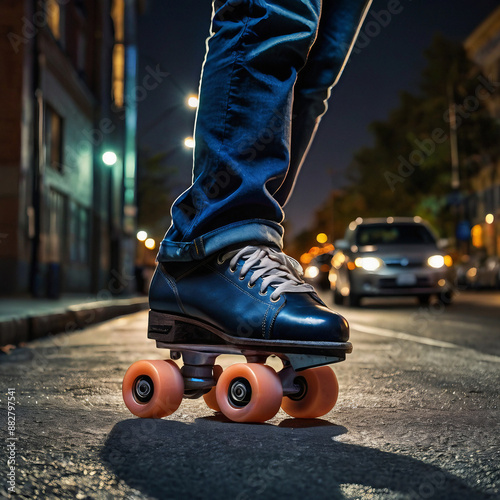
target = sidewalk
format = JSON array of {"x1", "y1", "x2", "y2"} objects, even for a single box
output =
[{"x1": 0, "y1": 294, "x2": 149, "y2": 347}]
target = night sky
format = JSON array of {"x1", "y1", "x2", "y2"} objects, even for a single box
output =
[{"x1": 137, "y1": 0, "x2": 500, "y2": 238}]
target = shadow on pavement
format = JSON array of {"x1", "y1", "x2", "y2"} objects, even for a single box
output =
[{"x1": 101, "y1": 418, "x2": 492, "y2": 500}]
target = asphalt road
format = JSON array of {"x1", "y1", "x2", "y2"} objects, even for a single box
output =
[{"x1": 0, "y1": 291, "x2": 498, "y2": 499}]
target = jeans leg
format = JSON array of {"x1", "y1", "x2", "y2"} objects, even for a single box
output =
[
  {"x1": 271, "y1": 0, "x2": 372, "y2": 206},
  {"x1": 160, "y1": 0, "x2": 322, "y2": 261}
]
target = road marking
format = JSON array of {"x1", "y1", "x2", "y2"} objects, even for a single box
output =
[
  {"x1": 350, "y1": 322, "x2": 500, "y2": 363},
  {"x1": 350, "y1": 323, "x2": 459, "y2": 348}
]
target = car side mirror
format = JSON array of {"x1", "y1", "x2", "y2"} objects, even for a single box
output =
[{"x1": 334, "y1": 239, "x2": 350, "y2": 251}]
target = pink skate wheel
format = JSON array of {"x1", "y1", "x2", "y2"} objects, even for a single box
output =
[
  {"x1": 122, "y1": 359, "x2": 184, "y2": 418},
  {"x1": 281, "y1": 366, "x2": 339, "y2": 419},
  {"x1": 203, "y1": 364, "x2": 223, "y2": 412},
  {"x1": 215, "y1": 363, "x2": 282, "y2": 423}
]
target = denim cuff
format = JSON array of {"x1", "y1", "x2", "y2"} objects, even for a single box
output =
[{"x1": 157, "y1": 220, "x2": 284, "y2": 262}]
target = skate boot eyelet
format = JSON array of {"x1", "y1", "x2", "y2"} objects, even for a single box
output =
[
  {"x1": 216, "y1": 254, "x2": 225, "y2": 265},
  {"x1": 238, "y1": 274, "x2": 246, "y2": 281},
  {"x1": 247, "y1": 282, "x2": 256, "y2": 289},
  {"x1": 258, "y1": 289, "x2": 268, "y2": 296},
  {"x1": 270, "y1": 295, "x2": 281, "y2": 303},
  {"x1": 229, "y1": 266, "x2": 236, "y2": 273}
]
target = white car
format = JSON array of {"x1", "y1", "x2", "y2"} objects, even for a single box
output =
[{"x1": 329, "y1": 217, "x2": 453, "y2": 307}]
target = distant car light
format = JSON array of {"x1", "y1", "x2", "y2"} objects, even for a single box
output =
[
  {"x1": 354, "y1": 257, "x2": 382, "y2": 271},
  {"x1": 427, "y1": 255, "x2": 445, "y2": 269},
  {"x1": 304, "y1": 265, "x2": 319, "y2": 279},
  {"x1": 466, "y1": 267, "x2": 477, "y2": 278}
]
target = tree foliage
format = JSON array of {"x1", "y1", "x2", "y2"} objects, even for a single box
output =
[{"x1": 299, "y1": 34, "x2": 500, "y2": 249}]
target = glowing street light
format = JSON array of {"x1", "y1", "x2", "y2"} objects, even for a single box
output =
[
  {"x1": 184, "y1": 137, "x2": 195, "y2": 149},
  {"x1": 136, "y1": 230, "x2": 148, "y2": 242},
  {"x1": 316, "y1": 233, "x2": 328, "y2": 244},
  {"x1": 145, "y1": 238, "x2": 156, "y2": 250},
  {"x1": 187, "y1": 95, "x2": 199, "y2": 108},
  {"x1": 102, "y1": 151, "x2": 117, "y2": 166},
  {"x1": 485, "y1": 213, "x2": 494, "y2": 224}
]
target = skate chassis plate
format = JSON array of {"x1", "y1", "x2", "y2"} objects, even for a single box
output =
[{"x1": 148, "y1": 310, "x2": 352, "y2": 370}]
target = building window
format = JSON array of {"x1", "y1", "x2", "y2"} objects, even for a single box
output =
[
  {"x1": 76, "y1": 28, "x2": 87, "y2": 75},
  {"x1": 111, "y1": 0, "x2": 125, "y2": 108},
  {"x1": 45, "y1": 105, "x2": 63, "y2": 172},
  {"x1": 46, "y1": 0, "x2": 61, "y2": 39},
  {"x1": 69, "y1": 201, "x2": 89, "y2": 264},
  {"x1": 45, "y1": 189, "x2": 66, "y2": 263}
]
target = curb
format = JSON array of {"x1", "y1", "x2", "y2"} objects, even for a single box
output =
[{"x1": 0, "y1": 297, "x2": 149, "y2": 347}]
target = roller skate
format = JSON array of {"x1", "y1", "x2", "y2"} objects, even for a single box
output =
[{"x1": 122, "y1": 245, "x2": 351, "y2": 423}]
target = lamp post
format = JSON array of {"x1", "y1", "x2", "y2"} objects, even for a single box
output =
[{"x1": 103, "y1": 150, "x2": 119, "y2": 290}]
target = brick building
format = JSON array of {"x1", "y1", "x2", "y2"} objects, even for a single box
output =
[
  {"x1": 0, "y1": 0, "x2": 142, "y2": 296},
  {"x1": 464, "y1": 6, "x2": 500, "y2": 258}
]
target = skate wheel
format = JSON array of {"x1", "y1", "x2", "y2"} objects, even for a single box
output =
[
  {"x1": 215, "y1": 363, "x2": 282, "y2": 423},
  {"x1": 281, "y1": 366, "x2": 339, "y2": 419},
  {"x1": 122, "y1": 360, "x2": 184, "y2": 418},
  {"x1": 203, "y1": 364, "x2": 223, "y2": 412}
]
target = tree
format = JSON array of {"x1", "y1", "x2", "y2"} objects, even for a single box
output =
[{"x1": 329, "y1": 34, "x2": 498, "y2": 238}]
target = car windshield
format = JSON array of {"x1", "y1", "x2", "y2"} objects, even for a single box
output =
[{"x1": 355, "y1": 224, "x2": 436, "y2": 246}]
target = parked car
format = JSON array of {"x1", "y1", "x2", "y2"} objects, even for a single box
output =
[
  {"x1": 456, "y1": 254, "x2": 500, "y2": 289},
  {"x1": 329, "y1": 217, "x2": 453, "y2": 307},
  {"x1": 303, "y1": 252, "x2": 333, "y2": 290}
]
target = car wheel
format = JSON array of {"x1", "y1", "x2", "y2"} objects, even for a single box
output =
[
  {"x1": 418, "y1": 294, "x2": 431, "y2": 306},
  {"x1": 333, "y1": 288, "x2": 344, "y2": 306},
  {"x1": 347, "y1": 292, "x2": 361, "y2": 308},
  {"x1": 437, "y1": 289, "x2": 453, "y2": 306}
]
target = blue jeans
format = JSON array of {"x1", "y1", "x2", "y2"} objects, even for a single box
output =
[{"x1": 158, "y1": 0, "x2": 372, "y2": 262}]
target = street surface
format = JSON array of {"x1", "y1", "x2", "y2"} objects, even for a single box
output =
[{"x1": 0, "y1": 290, "x2": 499, "y2": 499}]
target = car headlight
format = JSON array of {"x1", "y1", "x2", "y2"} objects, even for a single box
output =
[
  {"x1": 427, "y1": 255, "x2": 445, "y2": 269},
  {"x1": 304, "y1": 265, "x2": 319, "y2": 279},
  {"x1": 354, "y1": 257, "x2": 383, "y2": 271}
]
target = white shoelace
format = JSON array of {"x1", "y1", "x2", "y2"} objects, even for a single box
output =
[{"x1": 219, "y1": 245, "x2": 315, "y2": 301}]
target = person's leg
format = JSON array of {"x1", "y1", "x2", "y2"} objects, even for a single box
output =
[
  {"x1": 159, "y1": 0, "x2": 322, "y2": 262},
  {"x1": 271, "y1": 0, "x2": 373, "y2": 205},
  {"x1": 149, "y1": 0, "x2": 372, "y2": 345}
]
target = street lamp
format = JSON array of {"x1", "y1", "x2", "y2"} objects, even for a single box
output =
[
  {"x1": 316, "y1": 233, "x2": 328, "y2": 244},
  {"x1": 184, "y1": 137, "x2": 195, "y2": 149},
  {"x1": 102, "y1": 151, "x2": 117, "y2": 166},
  {"x1": 137, "y1": 230, "x2": 147, "y2": 241},
  {"x1": 145, "y1": 238, "x2": 156, "y2": 250},
  {"x1": 187, "y1": 95, "x2": 199, "y2": 109}
]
